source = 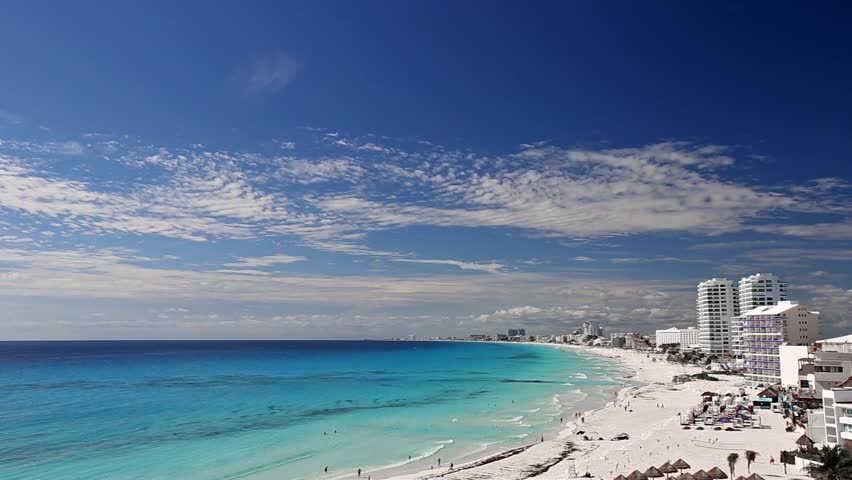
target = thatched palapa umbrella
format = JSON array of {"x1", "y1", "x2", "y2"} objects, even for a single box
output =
[
  {"x1": 672, "y1": 459, "x2": 691, "y2": 473},
  {"x1": 706, "y1": 467, "x2": 728, "y2": 479},
  {"x1": 692, "y1": 470, "x2": 713, "y2": 480},
  {"x1": 678, "y1": 474, "x2": 696, "y2": 480},
  {"x1": 745, "y1": 475, "x2": 766, "y2": 480},
  {"x1": 613, "y1": 475, "x2": 628, "y2": 480},
  {"x1": 644, "y1": 467, "x2": 665, "y2": 479},
  {"x1": 627, "y1": 470, "x2": 649, "y2": 480},
  {"x1": 659, "y1": 462, "x2": 679, "y2": 478},
  {"x1": 795, "y1": 434, "x2": 815, "y2": 451},
  {"x1": 734, "y1": 477, "x2": 746, "y2": 480}
]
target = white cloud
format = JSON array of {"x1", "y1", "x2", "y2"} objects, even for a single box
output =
[
  {"x1": 0, "y1": 133, "x2": 849, "y2": 265},
  {"x1": 574, "y1": 256, "x2": 595, "y2": 262},
  {"x1": 393, "y1": 258, "x2": 504, "y2": 273},
  {"x1": 223, "y1": 254, "x2": 307, "y2": 268},
  {"x1": 0, "y1": 109, "x2": 22, "y2": 125},
  {"x1": 610, "y1": 257, "x2": 681, "y2": 263},
  {"x1": 234, "y1": 51, "x2": 302, "y2": 96},
  {"x1": 751, "y1": 221, "x2": 852, "y2": 240}
]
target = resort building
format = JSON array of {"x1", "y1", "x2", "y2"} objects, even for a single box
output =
[
  {"x1": 732, "y1": 273, "x2": 788, "y2": 358},
  {"x1": 821, "y1": 387, "x2": 852, "y2": 449},
  {"x1": 655, "y1": 327, "x2": 700, "y2": 348},
  {"x1": 697, "y1": 278, "x2": 739, "y2": 356},
  {"x1": 741, "y1": 301, "x2": 820, "y2": 387},
  {"x1": 795, "y1": 335, "x2": 852, "y2": 398}
]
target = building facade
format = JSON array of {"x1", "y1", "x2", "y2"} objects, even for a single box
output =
[
  {"x1": 796, "y1": 335, "x2": 852, "y2": 399},
  {"x1": 821, "y1": 388, "x2": 852, "y2": 449},
  {"x1": 697, "y1": 278, "x2": 740, "y2": 356},
  {"x1": 741, "y1": 301, "x2": 820, "y2": 387},
  {"x1": 582, "y1": 321, "x2": 602, "y2": 338},
  {"x1": 732, "y1": 273, "x2": 788, "y2": 358},
  {"x1": 655, "y1": 327, "x2": 700, "y2": 348}
]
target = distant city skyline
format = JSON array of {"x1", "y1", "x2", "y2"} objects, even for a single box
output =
[{"x1": 0, "y1": 2, "x2": 850, "y2": 339}]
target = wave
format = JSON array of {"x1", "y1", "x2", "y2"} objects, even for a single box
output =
[
  {"x1": 364, "y1": 444, "x2": 447, "y2": 474},
  {"x1": 497, "y1": 415, "x2": 524, "y2": 422},
  {"x1": 435, "y1": 439, "x2": 454, "y2": 444},
  {"x1": 562, "y1": 382, "x2": 574, "y2": 386},
  {"x1": 512, "y1": 433, "x2": 530, "y2": 439},
  {"x1": 451, "y1": 418, "x2": 459, "y2": 422},
  {"x1": 221, "y1": 452, "x2": 314, "y2": 480},
  {"x1": 571, "y1": 372, "x2": 588, "y2": 379},
  {"x1": 522, "y1": 408, "x2": 540, "y2": 413}
]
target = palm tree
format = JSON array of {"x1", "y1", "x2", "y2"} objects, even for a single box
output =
[
  {"x1": 727, "y1": 452, "x2": 739, "y2": 478},
  {"x1": 807, "y1": 445, "x2": 852, "y2": 480},
  {"x1": 744, "y1": 450, "x2": 758, "y2": 473}
]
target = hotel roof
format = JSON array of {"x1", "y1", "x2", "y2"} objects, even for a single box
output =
[
  {"x1": 740, "y1": 301, "x2": 800, "y2": 317},
  {"x1": 818, "y1": 334, "x2": 852, "y2": 344}
]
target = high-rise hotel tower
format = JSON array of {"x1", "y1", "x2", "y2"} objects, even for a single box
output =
[{"x1": 697, "y1": 278, "x2": 740, "y2": 356}]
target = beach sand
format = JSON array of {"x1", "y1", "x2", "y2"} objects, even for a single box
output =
[{"x1": 386, "y1": 345, "x2": 805, "y2": 480}]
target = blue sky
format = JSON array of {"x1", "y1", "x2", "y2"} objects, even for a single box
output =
[{"x1": 0, "y1": 2, "x2": 850, "y2": 339}]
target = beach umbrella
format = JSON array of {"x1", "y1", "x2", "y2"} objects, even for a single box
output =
[
  {"x1": 644, "y1": 466, "x2": 665, "y2": 479},
  {"x1": 627, "y1": 470, "x2": 649, "y2": 480},
  {"x1": 745, "y1": 475, "x2": 765, "y2": 480},
  {"x1": 692, "y1": 470, "x2": 713, "y2": 480},
  {"x1": 672, "y1": 459, "x2": 691, "y2": 473},
  {"x1": 795, "y1": 434, "x2": 815, "y2": 450},
  {"x1": 678, "y1": 474, "x2": 696, "y2": 480},
  {"x1": 613, "y1": 476, "x2": 629, "y2": 480},
  {"x1": 659, "y1": 462, "x2": 679, "y2": 475},
  {"x1": 706, "y1": 467, "x2": 728, "y2": 479},
  {"x1": 734, "y1": 477, "x2": 746, "y2": 480}
]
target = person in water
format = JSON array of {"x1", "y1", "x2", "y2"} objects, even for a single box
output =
[{"x1": 357, "y1": 468, "x2": 361, "y2": 477}]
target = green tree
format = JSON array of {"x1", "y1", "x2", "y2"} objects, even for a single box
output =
[
  {"x1": 727, "y1": 452, "x2": 739, "y2": 478},
  {"x1": 806, "y1": 445, "x2": 852, "y2": 480},
  {"x1": 744, "y1": 450, "x2": 758, "y2": 473}
]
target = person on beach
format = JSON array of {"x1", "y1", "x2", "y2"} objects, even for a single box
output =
[
  {"x1": 324, "y1": 466, "x2": 328, "y2": 473},
  {"x1": 357, "y1": 468, "x2": 361, "y2": 477},
  {"x1": 438, "y1": 458, "x2": 441, "y2": 467},
  {"x1": 450, "y1": 463, "x2": 453, "y2": 468},
  {"x1": 540, "y1": 435, "x2": 544, "y2": 442}
]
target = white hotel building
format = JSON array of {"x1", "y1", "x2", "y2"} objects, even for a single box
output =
[
  {"x1": 655, "y1": 327, "x2": 700, "y2": 348},
  {"x1": 740, "y1": 301, "x2": 820, "y2": 387},
  {"x1": 697, "y1": 278, "x2": 739, "y2": 356},
  {"x1": 732, "y1": 273, "x2": 788, "y2": 358}
]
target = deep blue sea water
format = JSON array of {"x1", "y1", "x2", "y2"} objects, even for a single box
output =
[{"x1": 0, "y1": 341, "x2": 624, "y2": 480}]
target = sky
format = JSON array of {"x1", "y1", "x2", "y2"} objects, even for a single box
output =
[{"x1": 0, "y1": 2, "x2": 850, "y2": 340}]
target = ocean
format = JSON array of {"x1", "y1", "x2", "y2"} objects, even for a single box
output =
[{"x1": 0, "y1": 340, "x2": 625, "y2": 480}]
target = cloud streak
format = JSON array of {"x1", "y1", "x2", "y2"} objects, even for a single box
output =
[{"x1": 234, "y1": 51, "x2": 302, "y2": 96}]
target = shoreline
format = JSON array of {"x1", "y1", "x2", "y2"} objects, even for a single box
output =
[
  {"x1": 385, "y1": 343, "x2": 805, "y2": 480},
  {"x1": 379, "y1": 343, "x2": 639, "y2": 480}
]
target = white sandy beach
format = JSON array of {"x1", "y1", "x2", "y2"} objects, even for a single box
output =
[{"x1": 385, "y1": 345, "x2": 806, "y2": 480}]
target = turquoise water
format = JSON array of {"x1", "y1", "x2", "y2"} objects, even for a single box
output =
[{"x1": 0, "y1": 341, "x2": 623, "y2": 480}]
